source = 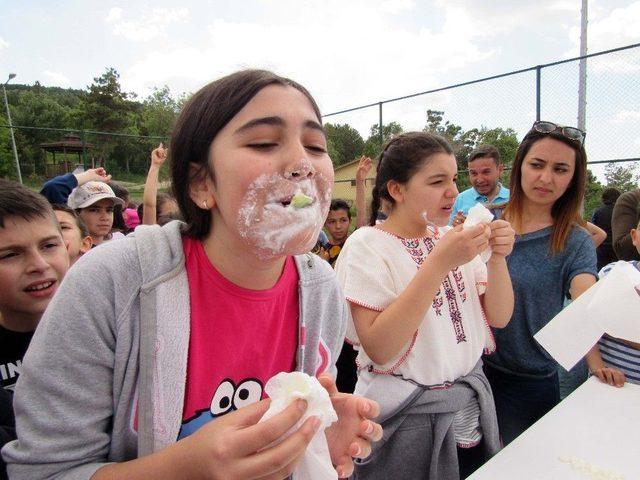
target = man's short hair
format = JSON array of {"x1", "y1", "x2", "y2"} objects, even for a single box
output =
[
  {"x1": 468, "y1": 145, "x2": 501, "y2": 166},
  {"x1": 601, "y1": 187, "x2": 621, "y2": 206},
  {"x1": 329, "y1": 199, "x2": 351, "y2": 220},
  {"x1": 0, "y1": 179, "x2": 56, "y2": 229}
]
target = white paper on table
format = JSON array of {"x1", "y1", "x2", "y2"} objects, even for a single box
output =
[
  {"x1": 534, "y1": 280, "x2": 606, "y2": 371},
  {"x1": 463, "y1": 203, "x2": 494, "y2": 262},
  {"x1": 590, "y1": 262, "x2": 640, "y2": 343},
  {"x1": 260, "y1": 372, "x2": 338, "y2": 480}
]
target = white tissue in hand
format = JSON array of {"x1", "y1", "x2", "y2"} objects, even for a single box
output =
[
  {"x1": 462, "y1": 203, "x2": 494, "y2": 262},
  {"x1": 261, "y1": 372, "x2": 338, "y2": 480}
]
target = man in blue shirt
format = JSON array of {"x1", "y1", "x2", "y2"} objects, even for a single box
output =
[{"x1": 450, "y1": 145, "x2": 510, "y2": 225}]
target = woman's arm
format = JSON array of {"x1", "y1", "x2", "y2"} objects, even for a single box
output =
[{"x1": 585, "y1": 221, "x2": 606, "y2": 248}]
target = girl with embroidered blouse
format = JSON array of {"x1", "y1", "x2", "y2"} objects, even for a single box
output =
[{"x1": 335, "y1": 132, "x2": 515, "y2": 480}]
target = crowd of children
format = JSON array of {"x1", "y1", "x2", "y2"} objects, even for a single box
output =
[{"x1": 0, "y1": 69, "x2": 638, "y2": 480}]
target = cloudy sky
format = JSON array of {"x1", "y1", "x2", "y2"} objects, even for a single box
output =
[{"x1": 1, "y1": 0, "x2": 639, "y2": 170}]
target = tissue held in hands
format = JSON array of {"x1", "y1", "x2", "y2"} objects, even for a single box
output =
[
  {"x1": 462, "y1": 203, "x2": 494, "y2": 262},
  {"x1": 261, "y1": 372, "x2": 339, "y2": 480}
]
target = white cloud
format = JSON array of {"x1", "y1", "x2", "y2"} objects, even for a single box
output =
[
  {"x1": 105, "y1": 7, "x2": 123, "y2": 23},
  {"x1": 121, "y1": 1, "x2": 498, "y2": 112},
  {"x1": 0, "y1": 37, "x2": 8, "y2": 49},
  {"x1": 567, "y1": 1, "x2": 640, "y2": 71},
  {"x1": 44, "y1": 70, "x2": 71, "y2": 87},
  {"x1": 380, "y1": 0, "x2": 414, "y2": 14},
  {"x1": 108, "y1": 7, "x2": 190, "y2": 42}
]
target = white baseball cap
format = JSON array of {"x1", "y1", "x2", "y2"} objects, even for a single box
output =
[{"x1": 67, "y1": 181, "x2": 125, "y2": 209}]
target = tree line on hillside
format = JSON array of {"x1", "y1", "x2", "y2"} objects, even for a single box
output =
[{"x1": 0, "y1": 67, "x2": 637, "y2": 219}]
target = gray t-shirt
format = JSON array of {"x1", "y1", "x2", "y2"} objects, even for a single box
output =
[{"x1": 485, "y1": 225, "x2": 597, "y2": 376}]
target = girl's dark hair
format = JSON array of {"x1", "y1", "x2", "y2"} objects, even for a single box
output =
[
  {"x1": 51, "y1": 203, "x2": 90, "y2": 237},
  {"x1": 171, "y1": 69, "x2": 322, "y2": 239},
  {"x1": 368, "y1": 132, "x2": 454, "y2": 226},
  {"x1": 504, "y1": 129, "x2": 588, "y2": 253}
]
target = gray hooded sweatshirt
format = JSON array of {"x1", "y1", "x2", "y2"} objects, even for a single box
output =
[{"x1": 2, "y1": 221, "x2": 348, "y2": 479}]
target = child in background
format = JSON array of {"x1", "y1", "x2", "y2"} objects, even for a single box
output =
[
  {"x1": 0, "y1": 181, "x2": 69, "y2": 479},
  {"x1": 336, "y1": 132, "x2": 515, "y2": 479},
  {"x1": 142, "y1": 143, "x2": 180, "y2": 226},
  {"x1": 0, "y1": 180, "x2": 69, "y2": 393},
  {"x1": 66, "y1": 181, "x2": 126, "y2": 245},
  {"x1": 3, "y1": 69, "x2": 382, "y2": 480},
  {"x1": 323, "y1": 199, "x2": 352, "y2": 266},
  {"x1": 51, "y1": 204, "x2": 92, "y2": 266},
  {"x1": 590, "y1": 216, "x2": 640, "y2": 386}
]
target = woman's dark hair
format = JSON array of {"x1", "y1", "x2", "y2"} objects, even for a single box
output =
[
  {"x1": 369, "y1": 132, "x2": 454, "y2": 226},
  {"x1": 504, "y1": 128, "x2": 588, "y2": 253},
  {"x1": 171, "y1": 69, "x2": 322, "y2": 239}
]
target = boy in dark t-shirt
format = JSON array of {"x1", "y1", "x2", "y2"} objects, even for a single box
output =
[
  {"x1": 0, "y1": 180, "x2": 69, "y2": 478},
  {"x1": 0, "y1": 180, "x2": 69, "y2": 391}
]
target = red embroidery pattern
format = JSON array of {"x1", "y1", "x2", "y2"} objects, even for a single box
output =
[{"x1": 400, "y1": 235, "x2": 467, "y2": 344}]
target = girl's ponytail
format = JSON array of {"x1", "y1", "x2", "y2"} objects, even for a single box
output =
[{"x1": 369, "y1": 184, "x2": 382, "y2": 226}]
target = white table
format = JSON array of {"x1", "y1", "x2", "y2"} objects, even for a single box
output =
[{"x1": 469, "y1": 377, "x2": 640, "y2": 479}]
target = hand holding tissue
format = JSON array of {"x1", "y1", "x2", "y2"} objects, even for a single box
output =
[{"x1": 261, "y1": 372, "x2": 339, "y2": 480}]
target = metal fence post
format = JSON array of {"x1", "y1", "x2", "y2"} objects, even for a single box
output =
[
  {"x1": 536, "y1": 66, "x2": 542, "y2": 121},
  {"x1": 378, "y1": 102, "x2": 383, "y2": 146}
]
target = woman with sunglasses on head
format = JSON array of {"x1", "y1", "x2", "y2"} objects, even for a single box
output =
[{"x1": 482, "y1": 121, "x2": 600, "y2": 446}]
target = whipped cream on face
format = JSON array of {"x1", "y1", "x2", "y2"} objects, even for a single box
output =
[{"x1": 237, "y1": 172, "x2": 332, "y2": 260}]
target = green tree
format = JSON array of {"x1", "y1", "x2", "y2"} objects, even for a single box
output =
[
  {"x1": 325, "y1": 123, "x2": 365, "y2": 167},
  {"x1": 584, "y1": 169, "x2": 605, "y2": 220},
  {"x1": 363, "y1": 121, "x2": 403, "y2": 158},
  {"x1": 77, "y1": 67, "x2": 139, "y2": 132},
  {"x1": 140, "y1": 86, "x2": 179, "y2": 138},
  {"x1": 0, "y1": 115, "x2": 15, "y2": 178},
  {"x1": 604, "y1": 162, "x2": 639, "y2": 193},
  {"x1": 423, "y1": 110, "x2": 519, "y2": 191}
]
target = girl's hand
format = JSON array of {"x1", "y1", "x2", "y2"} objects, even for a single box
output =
[
  {"x1": 151, "y1": 143, "x2": 168, "y2": 167},
  {"x1": 488, "y1": 219, "x2": 515, "y2": 258},
  {"x1": 181, "y1": 397, "x2": 320, "y2": 480},
  {"x1": 592, "y1": 366, "x2": 626, "y2": 388},
  {"x1": 431, "y1": 224, "x2": 490, "y2": 272},
  {"x1": 355, "y1": 156, "x2": 373, "y2": 183},
  {"x1": 318, "y1": 374, "x2": 383, "y2": 478},
  {"x1": 75, "y1": 168, "x2": 111, "y2": 186}
]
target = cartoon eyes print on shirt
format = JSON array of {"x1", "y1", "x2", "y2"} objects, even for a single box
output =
[{"x1": 210, "y1": 378, "x2": 263, "y2": 416}]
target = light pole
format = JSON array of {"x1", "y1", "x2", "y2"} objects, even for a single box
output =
[{"x1": 2, "y1": 73, "x2": 22, "y2": 184}]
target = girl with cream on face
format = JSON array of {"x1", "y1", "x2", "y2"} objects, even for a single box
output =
[{"x1": 4, "y1": 70, "x2": 381, "y2": 480}]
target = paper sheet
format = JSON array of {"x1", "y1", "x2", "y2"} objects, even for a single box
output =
[
  {"x1": 535, "y1": 262, "x2": 640, "y2": 371},
  {"x1": 590, "y1": 262, "x2": 640, "y2": 343},
  {"x1": 533, "y1": 280, "x2": 605, "y2": 371}
]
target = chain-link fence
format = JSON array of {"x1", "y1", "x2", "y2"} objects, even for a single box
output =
[
  {"x1": 1, "y1": 43, "x2": 638, "y2": 189},
  {"x1": 323, "y1": 42, "x2": 640, "y2": 198}
]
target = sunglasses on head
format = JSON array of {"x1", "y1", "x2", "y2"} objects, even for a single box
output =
[{"x1": 530, "y1": 121, "x2": 586, "y2": 145}]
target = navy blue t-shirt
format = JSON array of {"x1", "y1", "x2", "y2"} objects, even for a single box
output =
[{"x1": 485, "y1": 225, "x2": 597, "y2": 376}]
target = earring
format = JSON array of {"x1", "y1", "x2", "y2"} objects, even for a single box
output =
[{"x1": 202, "y1": 200, "x2": 208, "y2": 209}]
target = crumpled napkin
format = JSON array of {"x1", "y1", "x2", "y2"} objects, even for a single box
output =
[
  {"x1": 260, "y1": 372, "x2": 338, "y2": 480},
  {"x1": 463, "y1": 203, "x2": 494, "y2": 262}
]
